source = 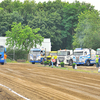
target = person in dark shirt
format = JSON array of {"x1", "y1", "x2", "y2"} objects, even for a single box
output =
[{"x1": 99, "y1": 56, "x2": 100, "y2": 67}]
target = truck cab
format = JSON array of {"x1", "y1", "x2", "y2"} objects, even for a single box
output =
[
  {"x1": 0, "y1": 46, "x2": 6, "y2": 65},
  {"x1": 29, "y1": 48, "x2": 45, "y2": 64},
  {"x1": 57, "y1": 49, "x2": 73, "y2": 65},
  {"x1": 73, "y1": 48, "x2": 96, "y2": 66}
]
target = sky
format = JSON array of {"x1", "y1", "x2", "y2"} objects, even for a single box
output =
[{"x1": 0, "y1": 0, "x2": 100, "y2": 11}]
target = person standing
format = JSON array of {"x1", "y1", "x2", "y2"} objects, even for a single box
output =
[
  {"x1": 54, "y1": 54, "x2": 57, "y2": 66},
  {"x1": 51, "y1": 55, "x2": 54, "y2": 68},
  {"x1": 99, "y1": 55, "x2": 100, "y2": 67},
  {"x1": 4, "y1": 53, "x2": 7, "y2": 63},
  {"x1": 96, "y1": 55, "x2": 99, "y2": 67}
]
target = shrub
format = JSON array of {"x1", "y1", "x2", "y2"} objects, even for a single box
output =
[
  {"x1": 6, "y1": 48, "x2": 28, "y2": 61},
  {"x1": 25, "y1": 60, "x2": 30, "y2": 63},
  {"x1": 11, "y1": 60, "x2": 17, "y2": 63},
  {"x1": 47, "y1": 61, "x2": 50, "y2": 64},
  {"x1": 6, "y1": 58, "x2": 12, "y2": 62},
  {"x1": 44, "y1": 61, "x2": 47, "y2": 64},
  {"x1": 72, "y1": 63, "x2": 76, "y2": 66},
  {"x1": 60, "y1": 62, "x2": 64, "y2": 65}
]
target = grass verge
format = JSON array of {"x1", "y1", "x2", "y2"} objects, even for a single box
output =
[{"x1": 39, "y1": 64, "x2": 100, "y2": 74}]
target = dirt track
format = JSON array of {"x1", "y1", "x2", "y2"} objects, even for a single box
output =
[{"x1": 0, "y1": 63, "x2": 100, "y2": 100}]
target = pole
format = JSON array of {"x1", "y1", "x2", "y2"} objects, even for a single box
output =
[
  {"x1": 89, "y1": 48, "x2": 91, "y2": 58},
  {"x1": 13, "y1": 46, "x2": 15, "y2": 61},
  {"x1": 45, "y1": 48, "x2": 46, "y2": 60}
]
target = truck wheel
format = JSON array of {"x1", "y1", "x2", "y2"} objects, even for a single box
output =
[
  {"x1": 49, "y1": 62, "x2": 51, "y2": 66},
  {"x1": 32, "y1": 62, "x2": 35, "y2": 64},
  {"x1": 1, "y1": 63, "x2": 4, "y2": 65},
  {"x1": 69, "y1": 60, "x2": 73, "y2": 66},
  {"x1": 86, "y1": 60, "x2": 90, "y2": 66},
  {"x1": 90, "y1": 64, "x2": 94, "y2": 66},
  {"x1": 41, "y1": 59, "x2": 44, "y2": 64}
]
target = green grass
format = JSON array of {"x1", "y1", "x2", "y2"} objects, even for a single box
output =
[
  {"x1": 39, "y1": 64, "x2": 100, "y2": 74},
  {"x1": 5, "y1": 60, "x2": 100, "y2": 74},
  {"x1": 7, "y1": 59, "x2": 17, "y2": 63},
  {"x1": 6, "y1": 59, "x2": 12, "y2": 62},
  {"x1": 67, "y1": 68, "x2": 99, "y2": 73},
  {"x1": 25, "y1": 60, "x2": 31, "y2": 63},
  {"x1": 6, "y1": 58, "x2": 31, "y2": 63}
]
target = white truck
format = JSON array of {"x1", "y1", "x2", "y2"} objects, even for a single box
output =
[
  {"x1": 57, "y1": 49, "x2": 73, "y2": 65},
  {"x1": 96, "y1": 48, "x2": 100, "y2": 56},
  {"x1": 73, "y1": 48, "x2": 96, "y2": 66},
  {"x1": 29, "y1": 48, "x2": 45, "y2": 64}
]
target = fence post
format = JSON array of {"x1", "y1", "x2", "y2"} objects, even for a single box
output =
[{"x1": 13, "y1": 46, "x2": 15, "y2": 61}]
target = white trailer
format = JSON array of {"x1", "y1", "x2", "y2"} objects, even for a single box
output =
[
  {"x1": 0, "y1": 37, "x2": 51, "y2": 52},
  {"x1": 35, "y1": 38, "x2": 51, "y2": 52},
  {"x1": 73, "y1": 48, "x2": 96, "y2": 66},
  {"x1": 57, "y1": 49, "x2": 73, "y2": 65}
]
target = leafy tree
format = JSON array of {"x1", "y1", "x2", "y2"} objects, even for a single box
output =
[
  {"x1": 6, "y1": 22, "x2": 44, "y2": 53},
  {"x1": 7, "y1": 0, "x2": 23, "y2": 13},
  {"x1": 0, "y1": 10, "x2": 11, "y2": 36},
  {"x1": 10, "y1": 11, "x2": 24, "y2": 26},
  {"x1": 21, "y1": 0, "x2": 36, "y2": 25},
  {"x1": 35, "y1": 0, "x2": 66, "y2": 50},
  {"x1": 0, "y1": 11, "x2": 23, "y2": 36},
  {"x1": 72, "y1": 33, "x2": 80, "y2": 49},
  {"x1": 23, "y1": 0, "x2": 36, "y2": 14},
  {"x1": 28, "y1": 10, "x2": 62, "y2": 50},
  {"x1": 61, "y1": 1, "x2": 95, "y2": 49},
  {"x1": 73, "y1": 10, "x2": 100, "y2": 50},
  {"x1": 0, "y1": 0, "x2": 98, "y2": 51},
  {"x1": 37, "y1": 0, "x2": 64, "y2": 13},
  {"x1": 0, "y1": 7, "x2": 4, "y2": 10},
  {"x1": 0, "y1": 0, "x2": 12, "y2": 10}
]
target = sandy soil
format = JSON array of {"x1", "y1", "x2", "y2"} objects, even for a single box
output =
[{"x1": 0, "y1": 63, "x2": 100, "y2": 100}]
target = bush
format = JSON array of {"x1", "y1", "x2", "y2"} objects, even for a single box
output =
[
  {"x1": 60, "y1": 62, "x2": 64, "y2": 65},
  {"x1": 6, "y1": 58, "x2": 12, "y2": 62},
  {"x1": 6, "y1": 48, "x2": 28, "y2": 61},
  {"x1": 72, "y1": 63, "x2": 76, "y2": 66},
  {"x1": 44, "y1": 61, "x2": 48, "y2": 64},
  {"x1": 11, "y1": 60, "x2": 17, "y2": 63},
  {"x1": 25, "y1": 60, "x2": 30, "y2": 63},
  {"x1": 47, "y1": 61, "x2": 50, "y2": 64}
]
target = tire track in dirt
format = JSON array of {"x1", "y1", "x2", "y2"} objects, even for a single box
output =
[
  {"x1": 0, "y1": 86, "x2": 18, "y2": 100},
  {"x1": 0, "y1": 70, "x2": 98, "y2": 99},
  {"x1": 0, "y1": 67, "x2": 89, "y2": 99},
  {"x1": 0, "y1": 73, "x2": 80, "y2": 100},
  {"x1": 2, "y1": 67, "x2": 100, "y2": 92},
  {"x1": 0, "y1": 63, "x2": 100, "y2": 100},
  {"x1": 18, "y1": 72, "x2": 100, "y2": 99}
]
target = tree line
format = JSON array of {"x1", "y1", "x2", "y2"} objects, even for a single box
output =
[{"x1": 0, "y1": 0, "x2": 99, "y2": 51}]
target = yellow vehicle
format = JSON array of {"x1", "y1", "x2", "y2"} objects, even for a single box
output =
[{"x1": 46, "y1": 51, "x2": 57, "y2": 66}]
